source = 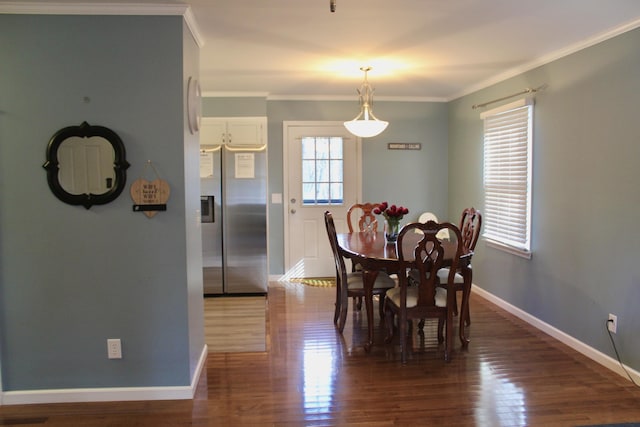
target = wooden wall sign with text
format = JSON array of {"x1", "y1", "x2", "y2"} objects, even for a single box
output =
[
  {"x1": 387, "y1": 143, "x2": 422, "y2": 150},
  {"x1": 131, "y1": 178, "x2": 170, "y2": 218}
]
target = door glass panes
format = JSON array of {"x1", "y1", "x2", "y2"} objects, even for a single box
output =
[{"x1": 301, "y1": 136, "x2": 344, "y2": 205}]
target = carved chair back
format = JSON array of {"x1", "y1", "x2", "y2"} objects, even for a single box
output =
[
  {"x1": 398, "y1": 221, "x2": 463, "y2": 309},
  {"x1": 459, "y1": 207, "x2": 482, "y2": 253},
  {"x1": 347, "y1": 202, "x2": 382, "y2": 233}
]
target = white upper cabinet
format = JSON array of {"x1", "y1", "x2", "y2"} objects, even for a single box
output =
[{"x1": 200, "y1": 117, "x2": 267, "y2": 147}]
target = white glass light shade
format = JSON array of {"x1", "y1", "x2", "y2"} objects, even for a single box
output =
[{"x1": 344, "y1": 118, "x2": 388, "y2": 138}]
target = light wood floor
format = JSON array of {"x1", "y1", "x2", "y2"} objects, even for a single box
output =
[
  {"x1": 204, "y1": 296, "x2": 266, "y2": 353},
  {"x1": 1, "y1": 282, "x2": 640, "y2": 426}
]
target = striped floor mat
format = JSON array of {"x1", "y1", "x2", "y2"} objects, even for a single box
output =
[{"x1": 290, "y1": 277, "x2": 336, "y2": 287}]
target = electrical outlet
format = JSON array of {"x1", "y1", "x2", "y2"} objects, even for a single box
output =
[
  {"x1": 608, "y1": 314, "x2": 617, "y2": 334},
  {"x1": 107, "y1": 338, "x2": 122, "y2": 359}
]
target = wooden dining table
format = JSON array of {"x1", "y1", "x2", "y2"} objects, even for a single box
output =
[{"x1": 336, "y1": 230, "x2": 473, "y2": 351}]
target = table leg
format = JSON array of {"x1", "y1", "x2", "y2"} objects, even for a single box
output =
[{"x1": 361, "y1": 269, "x2": 379, "y2": 352}]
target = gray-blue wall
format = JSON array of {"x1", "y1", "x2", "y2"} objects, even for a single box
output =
[
  {"x1": 448, "y1": 27, "x2": 640, "y2": 371},
  {"x1": 0, "y1": 14, "x2": 203, "y2": 391}
]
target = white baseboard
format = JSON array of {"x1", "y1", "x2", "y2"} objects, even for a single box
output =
[
  {"x1": 472, "y1": 285, "x2": 640, "y2": 384},
  {"x1": 190, "y1": 343, "x2": 208, "y2": 394},
  {"x1": 1, "y1": 345, "x2": 208, "y2": 405}
]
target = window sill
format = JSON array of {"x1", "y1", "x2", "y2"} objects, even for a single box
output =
[{"x1": 485, "y1": 239, "x2": 532, "y2": 259}]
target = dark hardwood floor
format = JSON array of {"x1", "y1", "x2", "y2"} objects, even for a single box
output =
[{"x1": 1, "y1": 281, "x2": 640, "y2": 426}]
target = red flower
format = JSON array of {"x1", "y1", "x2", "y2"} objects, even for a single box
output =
[{"x1": 373, "y1": 201, "x2": 409, "y2": 220}]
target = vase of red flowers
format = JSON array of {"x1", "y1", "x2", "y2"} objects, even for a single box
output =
[{"x1": 373, "y1": 202, "x2": 409, "y2": 244}]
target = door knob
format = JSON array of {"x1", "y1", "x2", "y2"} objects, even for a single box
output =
[
  {"x1": 290, "y1": 209, "x2": 296, "y2": 214},
  {"x1": 290, "y1": 198, "x2": 296, "y2": 203}
]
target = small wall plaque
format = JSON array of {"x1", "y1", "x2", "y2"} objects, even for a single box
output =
[
  {"x1": 130, "y1": 161, "x2": 170, "y2": 218},
  {"x1": 387, "y1": 143, "x2": 422, "y2": 150},
  {"x1": 131, "y1": 179, "x2": 170, "y2": 218}
]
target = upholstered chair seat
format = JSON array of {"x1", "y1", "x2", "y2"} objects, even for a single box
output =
[
  {"x1": 386, "y1": 286, "x2": 447, "y2": 308},
  {"x1": 409, "y1": 269, "x2": 456, "y2": 285},
  {"x1": 347, "y1": 271, "x2": 396, "y2": 289}
]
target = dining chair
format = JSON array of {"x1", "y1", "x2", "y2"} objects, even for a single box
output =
[
  {"x1": 408, "y1": 212, "x2": 448, "y2": 286},
  {"x1": 346, "y1": 202, "x2": 384, "y2": 310},
  {"x1": 437, "y1": 207, "x2": 482, "y2": 332},
  {"x1": 347, "y1": 202, "x2": 382, "y2": 233},
  {"x1": 384, "y1": 220, "x2": 463, "y2": 363},
  {"x1": 324, "y1": 211, "x2": 396, "y2": 333}
]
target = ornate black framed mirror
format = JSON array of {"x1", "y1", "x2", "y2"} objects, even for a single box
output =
[{"x1": 43, "y1": 121, "x2": 130, "y2": 209}]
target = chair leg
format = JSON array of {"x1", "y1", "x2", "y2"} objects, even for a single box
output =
[
  {"x1": 444, "y1": 319, "x2": 452, "y2": 362},
  {"x1": 378, "y1": 294, "x2": 386, "y2": 320},
  {"x1": 444, "y1": 316, "x2": 453, "y2": 362},
  {"x1": 452, "y1": 291, "x2": 459, "y2": 316},
  {"x1": 333, "y1": 281, "x2": 341, "y2": 325},
  {"x1": 407, "y1": 319, "x2": 414, "y2": 352},
  {"x1": 384, "y1": 303, "x2": 394, "y2": 343},
  {"x1": 462, "y1": 288, "x2": 471, "y2": 326},
  {"x1": 399, "y1": 312, "x2": 408, "y2": 364},
  {"x1": 336, "y1": 282, "x2": 350, "y2": 333},
  {"x1": 462, "y1": 267, "x2": 472, "y2": 326},
  {"x1": 337, "y1": 293, "x2": 350, "y2": 333},
  {"x1": 459, "y1": 281, "x2": 472, "y2": 346},
  {"x1": 355, "y1": 296, "x2": 362, "y2": 311}
]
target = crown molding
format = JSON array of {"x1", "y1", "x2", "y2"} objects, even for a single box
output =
[
  {"x1": 450, "y1": 16, "x2": 640, "y2": 101},
  {"x1": 202, "y1": 91, "x2": 270, "y2": 99},
  {"x1": 267, "y1": 94, "x2": 446, "y2": 102},
  {"x1": 202, "y1": 91, "x2": 447, "y2": 103},
  {"x1": 0, "y1": 2, "x2": 187, "y2": 15},
  {"x1": 182, "y1": 5, "x2": 204, "y2": 48},
  {"x1": 0, "y1": 2, "x2": 204, "y2": 47}
]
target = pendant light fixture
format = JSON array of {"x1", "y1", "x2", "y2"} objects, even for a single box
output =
[{"x1": 344, "y1": 66, "x2": 388, "y2": 138}]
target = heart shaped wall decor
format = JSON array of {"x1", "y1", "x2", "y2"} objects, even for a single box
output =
[{"x1": 130, "y1": 178, "x2": 170, "y2": 218}]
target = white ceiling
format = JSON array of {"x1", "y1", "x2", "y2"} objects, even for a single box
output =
[{"x1": 6, "y1": 0, "x2": 640, "y2": 100}]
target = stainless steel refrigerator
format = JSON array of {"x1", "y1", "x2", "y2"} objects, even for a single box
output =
[{"x1": 200, "y1": 144, "x2": 268, "y2": 296}]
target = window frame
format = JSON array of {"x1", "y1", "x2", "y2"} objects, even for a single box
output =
[
  {"x1": 301, "y1": 136, "x2": 345, "y2": 206},
  {"x1": 481, "y1": 98, "x2": 533, "y2": 259}
]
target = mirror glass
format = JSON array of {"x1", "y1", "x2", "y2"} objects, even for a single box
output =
[
  {"x1": 58, "y1": 136, "x2": 116, "y2": 195},
  {"x1": 43, "y1": 122, "x2": 129, "y2": 209}
]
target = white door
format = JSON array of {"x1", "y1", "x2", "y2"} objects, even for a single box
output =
[{"x1": 283, "y1": 122, "x2": 361, "y2": 278}]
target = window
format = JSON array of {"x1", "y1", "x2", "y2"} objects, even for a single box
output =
[
  {"x1": 481, "y1": 98, "x2": 533, "y2": 258},
  {"x1": 301, "y1": 136, "x2": 344, "y2": 205}
]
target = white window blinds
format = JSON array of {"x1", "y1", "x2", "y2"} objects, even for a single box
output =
[{"x1": 481, "y1": 98, "x2": 533, "y2": 258}]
